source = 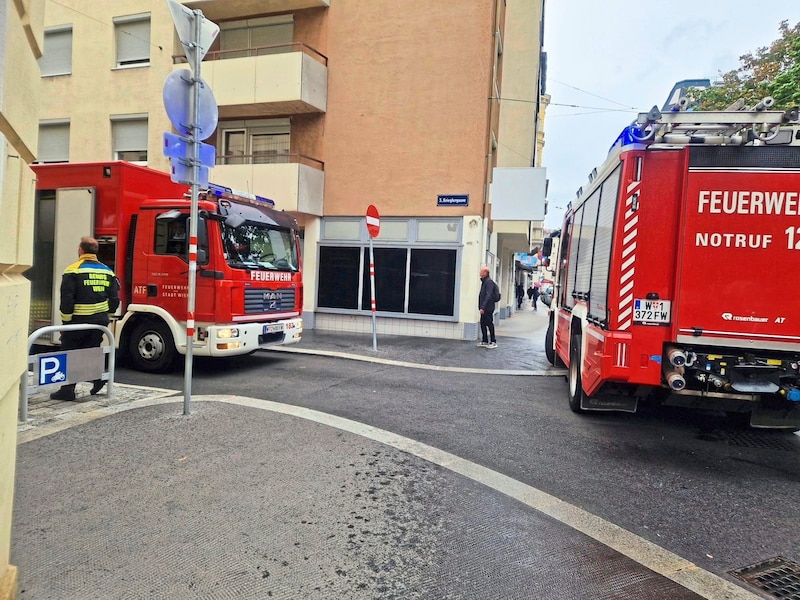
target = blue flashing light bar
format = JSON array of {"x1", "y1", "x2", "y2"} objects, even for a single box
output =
[
  {"x1": 207, "y1": 182, "x2": 276, "y2": 207},
  {"x1": 609, "y1": 124, "x2": 645, "y2": 154}
]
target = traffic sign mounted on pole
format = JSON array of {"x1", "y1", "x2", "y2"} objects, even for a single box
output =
[
  {"x1": 164, "y1": 0, "x2": 219, "y2": 416},
  {"x1": 365, "y1": 205, "x2": 381, "y2": 350},
  {"x1": 366, "y1": 204, "x2": 381, "y2": 238}
]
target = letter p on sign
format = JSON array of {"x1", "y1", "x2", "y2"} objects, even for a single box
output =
[{"x1": 39, "y1": 353, "x2": 67, "y2": 385}]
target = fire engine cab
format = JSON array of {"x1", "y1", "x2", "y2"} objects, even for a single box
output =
[
  {"x1": 544, "y1": 98, "x2": 800, "y2": 429},
  {"x1": 29, "y1": 161, "x2": 303, "y2": 372}
]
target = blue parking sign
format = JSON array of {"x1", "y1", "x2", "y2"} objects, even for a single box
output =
[{"x1": 39, "y1": 353, "x2": 67, "y2": 385}]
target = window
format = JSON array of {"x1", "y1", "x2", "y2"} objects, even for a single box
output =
[
  {"x1": 318, "y1": 218, "x2": 461, "y2": 318},
  {"x1": 219, "y1": 119, "x2": 289, "y2": 165},
  {"x1": 318, "y1": 247, "x2": 361, "y2": 310},
  {"x1": 361, "y1": 248, "x2": 407, "y2": 313},
  {"x1": 112, "y1": 117, "x2": 148, "y2": 164},
  {"x1": 219, "y1": 15, "x2": 294, "y2": 59},
  {"x1": 38, "y1": 122, "x2": 70, "y2": 163},
  {"x1": 114, "y1": 14, "x2": 150, "y2": 67},
  {"x1": 319, "y1": 246, "x2": 458, "y2": 317},
  {"x1": 155, "y1": 215, "x2": 188, "y2": 258},
  {"x1": 39, "y1": 26, "x2": 72, "y2": 76},
  {"x1": 409, "y1": 249, "x2": 457, "y2": 316}
]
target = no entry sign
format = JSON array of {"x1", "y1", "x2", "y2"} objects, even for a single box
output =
[{"x1": 366, "y1": 204, "x2": 380, "y2": 238}]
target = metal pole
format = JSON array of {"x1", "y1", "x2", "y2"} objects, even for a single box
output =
[
  {"x1": 369, "y1": 236, "x2": 377, "y2": 351},
  {"x1": 183, "y1": 9, "x2": 203, "y2": 416}
]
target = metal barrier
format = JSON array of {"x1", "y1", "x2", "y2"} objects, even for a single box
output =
[{"x1": 19, "y1": 324, "x2": 115, "y2": 422}]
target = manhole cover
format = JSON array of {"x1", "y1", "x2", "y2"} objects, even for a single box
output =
[
  {"x1": 730, "y1": 556, "x2": 800, "y2": 599},
  {"x1": 725, "y1": 431, "x2": 798, "y2": 452}
]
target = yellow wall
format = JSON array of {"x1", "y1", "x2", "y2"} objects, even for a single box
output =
[{"x1": 1, "y1": 1, "x2": 44, "y2": 596}]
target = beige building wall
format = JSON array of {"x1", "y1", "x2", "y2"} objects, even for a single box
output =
[
  {"x1": 39, "y1": 0, "x2": 175, "y2": 171},
  {"x1": 1, "y1": 2, "x2": 44, "y2": 597},
  {"x1": 491, "y1": 0, "x2": 545, "y2": 312}
]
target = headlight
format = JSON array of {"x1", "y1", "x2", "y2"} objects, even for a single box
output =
[{"x1": 217, "y1": 328, "x2": 240, "y2": 339}]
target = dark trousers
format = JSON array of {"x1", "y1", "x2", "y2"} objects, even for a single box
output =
[
  {"x1": 480, "y1": 312, "x2": 496, "y2": 343},
  {"x1": 58, "y1": 327, "x2": 105, "y2": 391}
]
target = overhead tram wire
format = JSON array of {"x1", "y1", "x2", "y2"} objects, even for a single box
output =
[
  {"x1": 46, "y1": 0, "x2": 164, "y2": 51},
  {"x1": 548, "y1": 78, "x2": 636, "y2": 109}
]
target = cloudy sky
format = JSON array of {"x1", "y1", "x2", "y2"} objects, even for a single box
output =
[{"x1": 541, "y1": 1, "x2": 800, "y2": 228}]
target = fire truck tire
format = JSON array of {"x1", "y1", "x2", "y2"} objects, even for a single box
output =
[
  {"x1": 568, "y1": 333, "x2": 587, "y2": 413},
  {"x1": 545, "y1": 317, "x2": 565, "y2": 367},
  {"x1": 128, "y1": 320, "x2": 177, "y2": 373}
]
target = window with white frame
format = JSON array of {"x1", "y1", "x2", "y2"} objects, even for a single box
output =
[
  {"x1": 218, "y1": 15, "x2": 294, "y2": 59},
  {"x1": 317, "y1": 218, "x2": 462, "y2": 318},
  {"x1": 38, "y1": 122, "x2": 70, "y2": 163},
  {"x1": 219, "y1": 119, "x2": 290, "y2": 165},
  {"x1": 114, "y1": 14, "x2": 150, "y2": 67},
  {"x1": 112, "y1": 116, "x2": 148, "y2": 164},
  {"x1": 39, "y1": 26, "x2": 73, "y2": 77}
]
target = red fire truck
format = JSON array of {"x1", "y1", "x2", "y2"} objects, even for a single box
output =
[
  {"x1": 29, "y1": 161, "x2": 303, "y2": 372},
  {"x1": 544, "y1": 100, "x2": 800, "y2": 429}
]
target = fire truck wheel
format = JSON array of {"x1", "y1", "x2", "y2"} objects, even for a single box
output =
[
  {"x1": 568, "y1": 333, "x2": 587, "y2": 413},
  {"x1": 128, "y1": 320, "x2": 177, "y2": 373},
  {"x1": 545, "y1": 317, "x2": 565, "y2": 367}
]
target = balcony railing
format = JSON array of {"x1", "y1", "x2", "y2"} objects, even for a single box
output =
[
  {"x1": 173, "y1": 42, "x2": 327, "y2": 66},
  {"x1": 215, "y1": 153, "x2": 324, "y2": 169}
]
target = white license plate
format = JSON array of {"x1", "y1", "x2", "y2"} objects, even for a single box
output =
[
  {"x1": 263, "y1": 323, "x2": 284, "y2": 334},
  {"x1": 633, "y1": 299, "x2": 671, "y2": 324}
]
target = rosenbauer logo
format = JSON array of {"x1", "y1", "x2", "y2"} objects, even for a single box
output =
[{"x1": 721, "y1": 312, "x2": 769, "y2": 323}]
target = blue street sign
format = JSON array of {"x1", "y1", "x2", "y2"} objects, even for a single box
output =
[
  {"x1": 170, "y1": 158, "x2": 209, "y2": 187},
  {"x1": 38, "y1": 353, "x2": 67, "y2": 386},
  {"x1": 163, "y1": 132, "x2": 216, "y2": 167},
  {"x1": 163, "y1": 69, "x2": 218, "y2": 140},
  {"x1": 437, "y1": 194, "x2": 469, "y2": 207}
]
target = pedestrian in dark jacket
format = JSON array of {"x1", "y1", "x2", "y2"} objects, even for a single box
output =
[
  {"x1": 516, "y1": 283, "x2": 525, "y2": 309},
  {"x1": 50, "y1": 236, "x2": 120, "y2": 401},
  {"x1": 477, "y1": 266, "x2": 499, "y2": 349}
]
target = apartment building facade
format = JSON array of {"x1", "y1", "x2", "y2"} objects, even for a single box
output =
[
  {"x1": 1, "y1": 2, "x2": 45, "y2": 597},
  {"x1": 36, "y1": 0, "x2": 546, "y2": 341}
]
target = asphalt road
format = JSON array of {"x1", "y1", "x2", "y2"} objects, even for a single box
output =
[{"x1": 117, "y1": 350, "x2": 800, "y2": 585}]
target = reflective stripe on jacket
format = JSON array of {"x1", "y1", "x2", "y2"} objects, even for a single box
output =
[{"x1": 59, "y1": 254, "x2": 121, "y2": 323}]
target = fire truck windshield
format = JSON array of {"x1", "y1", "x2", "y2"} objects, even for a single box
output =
[{"x1": 220, "y1": 222, "x2": 298, "y2": 272}]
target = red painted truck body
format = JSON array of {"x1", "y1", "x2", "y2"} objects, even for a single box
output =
[
  {"x1": 545, "y1": 106, "x2": 800, "y2": 429},
  {"x1": 30, "y1": 161, "x2": 303, "y2": 371}
]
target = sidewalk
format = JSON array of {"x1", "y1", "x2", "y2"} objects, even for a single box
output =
[{"x1": 269, "y1": 303, "x2": 559, "y2": 375}]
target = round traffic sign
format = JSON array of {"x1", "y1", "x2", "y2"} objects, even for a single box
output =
[
  {"x1": 366, "y1": 204, "x2": 380, "y2": 238},
  {"x1": 163, "y1": 69, "x2": 218, "y2": 140}
]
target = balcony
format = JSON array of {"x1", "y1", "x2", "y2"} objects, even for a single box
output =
[
  {"x1": 212, "y1": 154, "x2": 324, "y2": 216},
  {"x1": 181, "y1": 1, "x2": 329, "y2": 21},
  {"x1": 174, "y1": 43, "x2": 327, "y2": 117}
]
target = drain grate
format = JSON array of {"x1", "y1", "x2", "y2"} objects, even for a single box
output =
[
  {"x1": 724, "y1": 431, "x2": 799, "y2": 452},
  {"x1": 730, "y1": 556, "x2": 800, "y2": 599}
]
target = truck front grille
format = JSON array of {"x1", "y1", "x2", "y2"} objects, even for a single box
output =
[{"x1": 244, "y1": 288, "x2": 296, "y2": 314}]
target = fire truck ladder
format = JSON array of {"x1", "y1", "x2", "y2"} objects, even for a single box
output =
[{"x1": 630, "y1": 97, "x2": 800, "y2": 146}]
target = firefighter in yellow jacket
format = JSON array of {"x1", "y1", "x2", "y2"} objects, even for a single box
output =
[{"x1": 50, "y1": 236, "x2": 120, "y2": 401}]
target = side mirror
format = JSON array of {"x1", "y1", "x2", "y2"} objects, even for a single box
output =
[
  {"x1": 197, "y1": 248, "x2": 208, "y2": 266},
  {"x1": 542, "y1": 237, "x2": 553, "y2": 256}
]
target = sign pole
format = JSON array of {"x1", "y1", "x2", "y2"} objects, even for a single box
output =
[
  {"x1": 365, "y1": 204, "x2": 380, "y2": 351},
  {"x1": 369, "y1": 235, "x2": 377, "y2": 351},
  {"x1": 182, "y1": 10, "x2": 202, "y2": 416}
]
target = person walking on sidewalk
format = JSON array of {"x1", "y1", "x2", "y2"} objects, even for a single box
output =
[
  {"x1": 50, "y1": 236, "x2": 120, "y2": 401},
  {"x1": 477, "y1": 266, "x2": 500, "y2": 349},
  {"x1": 516, "y1": 283, "x2": 525, "y2": 309}
]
